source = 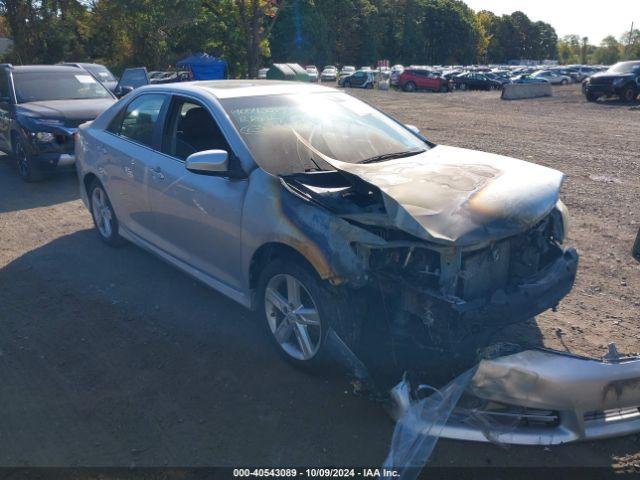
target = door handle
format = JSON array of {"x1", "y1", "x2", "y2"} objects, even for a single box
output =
[{"x1": 151, "y1": 166, "x2": 165, "y2": 181}]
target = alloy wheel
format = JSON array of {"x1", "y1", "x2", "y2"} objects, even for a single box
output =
[
  {"x1": 91, "y1": 186, "x2": 113, "y2": 238},
  {"x1": 265, "y1": 273, "x2": 322, "y2": 361}
]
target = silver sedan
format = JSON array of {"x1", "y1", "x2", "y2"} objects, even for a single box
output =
[
  {"x1": 75, "y1": 80, "x2": 640, "y2": 446},
  {"x1": 76, "y1": 80, "x2": 578, "y2": 370}
]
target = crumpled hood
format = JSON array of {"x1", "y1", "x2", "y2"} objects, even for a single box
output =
[
  {"x1": 324, "y1": 145, "x2": 565, "y2": 246},
  {"x1": 17, "y1": 98, "x2": 116, "y2": 125}
]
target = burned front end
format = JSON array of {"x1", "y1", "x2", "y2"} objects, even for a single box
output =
[
  {"x1": 353, "y1": 211, "x2": 578, "y2": 382},
  {"x1": 281, "y1": 145, "x2": 579, "y2": 384}
]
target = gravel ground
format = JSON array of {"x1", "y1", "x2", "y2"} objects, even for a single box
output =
[{"x1": 0, "y1": 84, "x2": 639, "y2": 469}]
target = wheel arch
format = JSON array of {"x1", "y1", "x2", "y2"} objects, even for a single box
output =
[
  {"x1": 249, "y1": 242, "x2": 320, "y2": 292},
  {"x1": 83, "y1": 172, "x2": 100, "y2": 200}
]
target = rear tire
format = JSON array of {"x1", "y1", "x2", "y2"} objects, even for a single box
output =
[
  {"x1": 88, "y1": 179, "x2": 125, "y2": 247},
  {"x1": 14, "y1": 138, "x2": 45, "y2": 182},
  {"x1": 257, "y1": 259, "x2": 358, "y2": 371}
]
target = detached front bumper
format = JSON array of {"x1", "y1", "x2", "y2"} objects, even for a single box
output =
[{"x1": 441, "y1": 349, "x2": 640, "y2": 445}]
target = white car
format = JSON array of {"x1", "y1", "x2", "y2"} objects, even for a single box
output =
[
  {"x1": 340, "y1": 65, "x2": 356, "y2": 76},
  {"x1": 320, "y1": 67, "x2": 337, "y2": 82},
  {"x1": 305, "y1": 66, "x2": 319, "y2": 82}
]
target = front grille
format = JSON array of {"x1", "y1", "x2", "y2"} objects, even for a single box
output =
[
  {"x1": 589, "y1": 76, "x2": 614, "y2": 86},
  {"x1": 584, "y1": 407, "x2": 640, "y2": 423},
  {"x1": 461, "y1": 402, "x2": 560, "y2": 428}
]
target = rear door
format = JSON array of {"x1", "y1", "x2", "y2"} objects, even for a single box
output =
[
  {"x1": 102, "y1": 93, "x2": 168, "y2": 239},
  {"x1": 144, "y1": 95, "x2": 248, "y2": 290}
]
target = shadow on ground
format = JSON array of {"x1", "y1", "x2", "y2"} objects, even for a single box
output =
[{"x1": 0, "y1": 155, "x2": 79, "y2": 213}]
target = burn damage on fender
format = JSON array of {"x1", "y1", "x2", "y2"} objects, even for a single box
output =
[{"x1": 280, "y1": 145, "x2": 579, "y2": 385}]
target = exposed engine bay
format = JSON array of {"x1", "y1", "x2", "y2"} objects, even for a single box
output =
[{"x1": 281, "y1": 149, "x2": 578, "y2": 386}]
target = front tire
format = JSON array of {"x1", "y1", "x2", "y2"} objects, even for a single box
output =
[
  {"x1": 258, "y1": 259, "x2": 356, "y2": 371},
  {"x1": 89, "y1": 179, "x2": 125, "y2": 247},
  {"x1": 586, "y1": 91, "x2": 598, "y2": 102},
  {"x1": 14, "y1": 139, "x2": 45, "y2": 182}
]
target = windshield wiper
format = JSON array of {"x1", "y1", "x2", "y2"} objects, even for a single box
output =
[{"x1": 358, "y1": 149, "x2": 426, "y2": 164}]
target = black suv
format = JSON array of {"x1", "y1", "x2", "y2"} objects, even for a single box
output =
[
  {"x1": 584, "y1": 60, "x2": 640, "y2": 102},
  {"x1": 0, "y1": 64, "x2": 116, "y2": 181}
]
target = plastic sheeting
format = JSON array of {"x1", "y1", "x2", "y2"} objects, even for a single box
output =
[{"x1": 382, "y1": 369, "x2": 476, "y2": 480}]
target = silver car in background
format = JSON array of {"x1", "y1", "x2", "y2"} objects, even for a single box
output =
[{"x1": 530, "y1": 70, "x2": 572, "y2": 85}]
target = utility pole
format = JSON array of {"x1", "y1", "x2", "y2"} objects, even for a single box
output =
[{"x1": 626, "y1": 22, "x2": 634, "y2": 58}]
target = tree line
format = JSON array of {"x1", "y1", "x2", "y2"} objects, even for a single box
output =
[{"x1": 0, "y1": 0, "x2": 638, "y2": 78}]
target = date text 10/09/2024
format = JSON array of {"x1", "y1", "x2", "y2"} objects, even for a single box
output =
[{"x1": 233, "y1": 468, "x2": 400, "y2": 478}]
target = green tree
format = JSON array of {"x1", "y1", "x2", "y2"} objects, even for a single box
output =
[{"x1": 592, "y1": 35, "x2": 621, "y2": 65}]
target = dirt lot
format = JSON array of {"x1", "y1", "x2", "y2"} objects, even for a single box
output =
[{"x1": 0, "y1": 84, "x2": 639, "y2": 469}]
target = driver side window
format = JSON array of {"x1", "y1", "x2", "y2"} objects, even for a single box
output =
[{"x1": 162, "y1": 98, "x2": 231, "y2": 161}]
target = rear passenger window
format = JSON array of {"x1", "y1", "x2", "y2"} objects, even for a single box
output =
[{"x1": 112, "y1": 94, "x2": 165, "y2": 148}]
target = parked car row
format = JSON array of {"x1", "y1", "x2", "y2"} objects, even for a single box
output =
[{"x1": 301, "y1": 62, "x2": 610, "y2": 93}]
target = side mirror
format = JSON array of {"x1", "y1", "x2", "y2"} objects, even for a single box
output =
[
  {"x1": 185, "y1": 150, "x2": 229, "y2": 174},
  {"x1": 115, "y1": 85, "x2": 134, "y2": 98},
  {"x1": 405, "y1": 124, "x2": 420, "y2": 135}
]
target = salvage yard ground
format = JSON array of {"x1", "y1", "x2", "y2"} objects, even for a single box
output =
[{"x1": 0, "y1": 84, "x2": 639, "y2": 468}]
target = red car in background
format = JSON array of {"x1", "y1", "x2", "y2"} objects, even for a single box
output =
[{"x1": 398, "y1": 68, "x2": 451, "y2": 92}]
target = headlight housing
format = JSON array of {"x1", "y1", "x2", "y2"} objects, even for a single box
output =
[{"x1": 34, "y1": 131, "x2": 56, "y2": 143}]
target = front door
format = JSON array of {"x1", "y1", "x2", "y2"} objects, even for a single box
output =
[{"x1": 145, "y1": 95, "x2": 248, "y2": 290}]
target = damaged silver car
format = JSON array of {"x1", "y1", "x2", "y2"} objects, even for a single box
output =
[{"x1": 76, "y1": 80, "x2": 577, "y2": 385}]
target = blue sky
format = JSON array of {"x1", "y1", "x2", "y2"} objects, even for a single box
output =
[{"x1": 463, "y1": 0, "x2": 639, "y2": 44}]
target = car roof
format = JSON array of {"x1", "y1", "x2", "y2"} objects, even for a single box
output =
[
  {"x1": 9, "y1": 65, "x2": 85, "y2": 73},
  {"x1": 136, "y1": 80, "x2": 338, "y2": 99},
  {"x1": 61, "y1": 62, "x2": 108, "y2": 68}
]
